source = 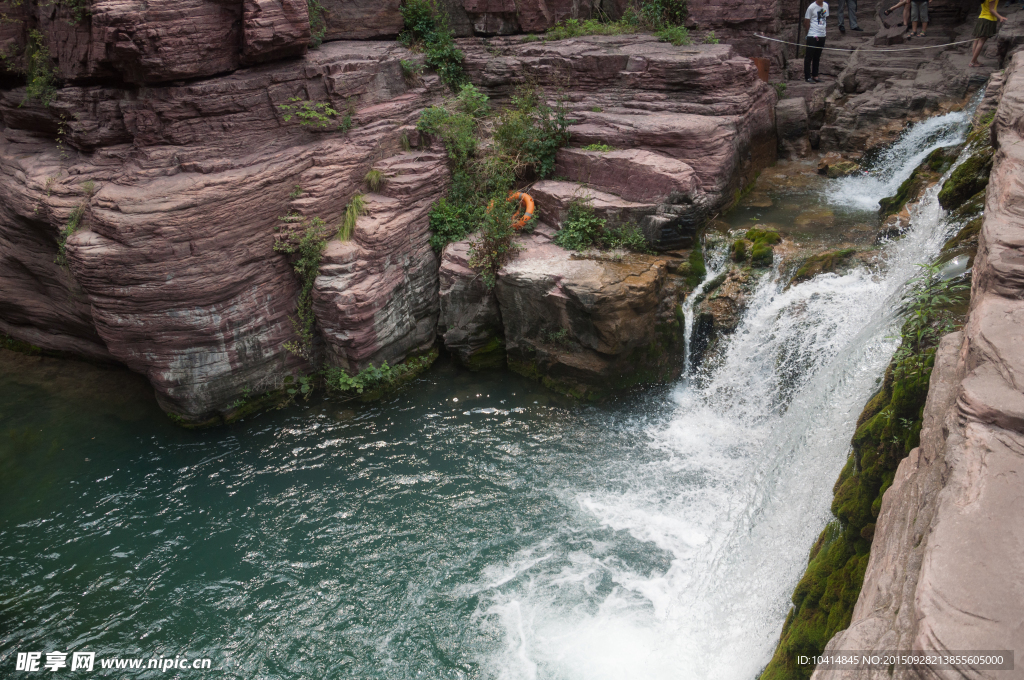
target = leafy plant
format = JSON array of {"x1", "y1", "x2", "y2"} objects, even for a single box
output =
[
  {"x1": 400, "y1": 58, "x2": 424, "y2": 83},
  {"x1": 702, "y1": 30, "x2": 719, "y2": 44},
  {"x1": 22, "y1": 30, "x2": 57, "y2": 106},
  {"x1": 655, "y1": 24, "x2": 691, "y2": 46},
  {"x1": 456, "y1": 83, "x2": 490, "y2": 118},
  {"x1": 289, "y1": 185, "x2": 303, "y2": 199},
  {"x1": 398, "y1": 0, "x2": 466, "y2": 91},
  {"x1": 582, "y1": 143, "x2": 615, "y2": 152},
  {"x1": 364, "y1": 169, "x2": 388, "y2": 192},
  {"x1": 274, "y1": 216, "x2": 330, "y2": 358},
  {"x1": 554, "y1": 200, "x2": 651, "y2": 253},
  {"x1": 279, "y1": 97, "x2": 355, "y2": 132},
  {"x1": 469, "y1": 189, "x2": 521, "y2": 288},
  {"x1": 493, "y1": 83, "x2": 571, "y2": 179},
  {"x1": 417, "y1": 104, "x2": 478, "y2": 168},
  {"x1": 308, "y1": 0, "x2": 327, "y2": 48},
  {"x1": 324, "y1": 353, "x2": 434, "y2": 395},
  {"x1": 339, "y1": 194, "x2": 366, "y2": 241},
  {"x1": 773, "y1": 82, "x2": 788, "y2": 99}
]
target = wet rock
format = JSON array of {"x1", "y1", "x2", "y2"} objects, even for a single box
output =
[
  {"x1": 690, "y1": 266, "x2": 750, "y2": 367},
  {"x1": 826, "y1": 160, "x2": 860, "y2": 179},
  {"x1": 495, "y1": 230, "x2": 685, "y2": 400},
  {"x1": 775, "y1": 97, "x2": 810, "y2": 160},
  {"x1": 437, "y1": 239, "x2": 505, "y2": 370},
  {"x1": 789, "y1": 248, "x2": 857, "y2": 285},
  {"x1": 937, "y1": 145, "x2": 994, "y2": 211}
]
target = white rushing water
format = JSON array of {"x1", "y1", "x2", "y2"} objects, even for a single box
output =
[{"x1": 468, "y1": 109, "x2": 975, "y2": 680}]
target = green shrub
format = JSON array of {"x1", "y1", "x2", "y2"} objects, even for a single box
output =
[
  {"x1": 417, "y1": 104, "x2": 478, "y2": 168},
  {"x1": 274, "y1": 216, "x2": 330, "y2": 358},
  {"x1": 582, "y1": 143, "x2": 615, "y2": 152},
  {"x1": 324, "y1": 353, "x2": 435, "y2": 395},
  {"x1": 456, "y1": 83, "x2": 490, "y2": 118},
  {"x1": 493, "y1": 84, "x2": 571, "y2": 179},
  {"x1": 469, "y1": 189, "x2": 520, "y2": 287},
  {"x1": 399, "y1": 0, "x2": 466, "y2": 91},
  {"x1": 554, "y1": 200, "x2": 651, "y2": 253},
  {"x1": 655, "y1": 25, "x2": 691, "y2": 46},
  {"x1": 22, "y1": 30, "x2": 57, "y2": 106},
  {"x1": 702, "y1": 30, "x2": 720, "y2": 44},
  {"x1": 774, "y1": 82, "x2": 788, "y2": 99},
  {"x1": 400, "y1": 59, "x2": 424, "y2": 82},
  {"x1": 544, "y1": 17, "x2": 639, "y2": 40},
  {"x1": 364, "y1": 169, "x2": 388, "y2": 192},
  {"x1": 307, "y1": 0, "x2": 327, "y2": 48},
  {"x1": 632, "y1": 0, "x2": 688, "y2": 28},
  {"x1": 554, "y1": 201, "x2": 606, "y2": 251},
  {"x1": 279, "y1": 97, "x2": 355, "y2": 132}
]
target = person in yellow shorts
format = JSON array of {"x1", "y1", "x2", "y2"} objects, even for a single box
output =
[{"x1": 969, "y1": 0, "x2": 1008, "y2": 67}]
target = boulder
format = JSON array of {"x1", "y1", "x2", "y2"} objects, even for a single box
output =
[
  {"x1": 775, "y1": 97, "x2": 810, "y2": 159},
  {"x1": 554, "y1": 148, "x2": 702, "y2": 205},
  {"x1": 494, "y1": 230, "x2": 686, "y2": 399},
  {"x1": 320, "y1": 0, "x2": 404, "y2": 40},
  {"x1": 437, "y1": 239, "x2": 506, "y2": 370}
]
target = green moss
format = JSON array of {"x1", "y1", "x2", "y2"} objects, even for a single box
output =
[
  {"x1": 1, "y1": 333, "x2": 43, "y2": 356},
  {"x1": 745, "y1": 228, "x2": 781, "y2": 245},
  {"x1": 950, "y1": 189, "x2": 986, "y2": 222},
  {"x1": 941, "y1": 217, "x2": 982, "y2": 253},
  {"x1": 763, "y1": 267, "x2": 971, "y2": 680},
  {"x1": 878, "y1": 169, "x2": 925, "y2": 218},
  {"x1": 685, "y1": 245, "x2": 706, "y2": 289},
  {"x1": 938, "y1": 147, "x2": 994, "y2": 211},
  {"x1": 464, "y1": 335, "x2": 506, "y2": 371},
  {"x1": 731, "y1": 239, "x2": 747, "y2": 262},
  {"x1": 750, "y1": 241, "x2": 773, "y2": 267},
  {"x1": 790, "y1": 248, "x2": 856, "y2": 285}
]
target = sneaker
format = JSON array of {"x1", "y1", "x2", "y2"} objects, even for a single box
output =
[
  {"x1": 806, "y1": 78, "x2": 815, "y2": 82},
  {"x1": 839, "y1": 24, "x2": 846, "y2": 33}
]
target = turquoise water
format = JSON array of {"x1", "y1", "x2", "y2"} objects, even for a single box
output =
[
  {"x1": 1, "y1": 354, "x2": 675, "y2": 678},
  {"x1": 1, "y1": 108, "x2": 975, "y2": 680}
]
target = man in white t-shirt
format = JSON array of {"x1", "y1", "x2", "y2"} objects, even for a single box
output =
[{"x1": 804, "y1": 0, "x2": 829, "y2": 83}]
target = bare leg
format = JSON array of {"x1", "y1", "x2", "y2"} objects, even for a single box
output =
[
  {"x1": 912, "y1": 20, "x2": 919, "y2": 34},
  {"x1": 920, "y1": 21, "x2": 927, "y2": 36},
  {"x1": 969, "y1": 37, "x2": 987, "y2": 66},
  {"x1": 903, "y1": 4, "x2": 910, "y2": 28}
]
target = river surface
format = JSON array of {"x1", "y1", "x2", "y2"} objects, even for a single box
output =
[{"x1": 0, "y1": 110, "x2": 975, "y2": 679}]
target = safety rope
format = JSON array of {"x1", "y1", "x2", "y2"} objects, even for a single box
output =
[{"x1": 755, "y1": 33, "x2": 977, "y2": 52}]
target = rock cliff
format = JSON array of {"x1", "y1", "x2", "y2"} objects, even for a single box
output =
[
  {"x1": 809, "y1": 52, "x2": 1024, "y2": 680},
  {"x1": 0, "y1": 6, "x2": 776, "y2": 422}
]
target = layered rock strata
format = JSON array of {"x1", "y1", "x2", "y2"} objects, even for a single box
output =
[
  {"x1": 810, "y1": 51, "x2": 1024, "y2": 680},
  {"x1": 0, "y1": 42, "x2": 442, "y2": 423}
]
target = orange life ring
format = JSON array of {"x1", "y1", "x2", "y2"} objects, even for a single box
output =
[
  {"x1": 508, "y1": 191, "x2": 534, "y2": 230},
  {"x1": 485, "y1": 191, "x2": 535, "y2": 231}
]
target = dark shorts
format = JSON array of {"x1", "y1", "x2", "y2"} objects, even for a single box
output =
[
  {"x1": 911, "y1": 2, "x2": 928, "y2": 23},
  {"x1": 973, "y1": 18, "x2": 998, "y2": 39}
]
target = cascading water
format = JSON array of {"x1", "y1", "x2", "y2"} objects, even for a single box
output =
[
  {"x1": 468, "y1": 109, "x2": 977, "y2": 680},
  {"x1": 0, "y1": 108, "x2": 981, "y2": 680}
]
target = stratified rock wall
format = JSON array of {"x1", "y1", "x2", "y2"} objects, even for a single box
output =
[
  {"x1": 811, "y1": 52, "x2": 1024, "y2": 680},
  {"x1": 0, "y1": 42, "x2": 440, "y2": 422}
]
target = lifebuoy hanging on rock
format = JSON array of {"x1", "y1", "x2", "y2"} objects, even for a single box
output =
[{"x1": 487, "y1": 191, "x2": 535, "y2": 231}]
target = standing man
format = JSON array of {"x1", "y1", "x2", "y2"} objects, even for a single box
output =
[
  {"x1": 804, "y1": 0, "x2": 829, "y2": 83},
  {"x1": 836, "y1": 0, "x2": 863, "y2": 33},
  {"x1": 909, "y1": 0, "x2": 929, "y2": 36}
]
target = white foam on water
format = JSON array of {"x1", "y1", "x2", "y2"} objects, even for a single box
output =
[{"x1": 468, "y1": 110, "x2": 975, "y2": 680}]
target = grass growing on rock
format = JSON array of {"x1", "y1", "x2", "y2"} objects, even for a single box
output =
[
  {"x1": 540, "y1": 0, "x2": 691, "y2": 44},
  {"x1": 553, "y1": 200, "x2": 651, "y2": 253},
  {"x1": 762, "y1": 263, "x2": 970, "y2": 680},
  {"x1": 421, "y1": 81, "x2": 572, "y2": 259},
  {"x1": 274, "y1": 215, "x2": 329, "y2": 359}
]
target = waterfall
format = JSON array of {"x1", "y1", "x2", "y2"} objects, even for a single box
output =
[{"x1": 471, "y1": 108, "x2": 976, "y2": 680}]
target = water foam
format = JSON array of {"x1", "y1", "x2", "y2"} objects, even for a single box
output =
[{"x1": 469, "y1": 111, "x2": 974, "y2": 679}]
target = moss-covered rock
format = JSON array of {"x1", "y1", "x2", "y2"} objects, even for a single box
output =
[
  {"x1": 731, "y1": 238, "x2": 748, "y2": 262},
  {"x1": 789, "y1": 248, "x2": 857, "y2": 285},
  {"x1": 751, "y1": 241, "x2": 774, "y2": 267},
  {"x1": 937, "y1": 147, "x2": 994, "y2": 211},
  {"x1": 826, "y1": 160, "x2": 860, "y2": 179},
  {"x1": 762, "y1": 269, "x2": 970, "y2": 680}
]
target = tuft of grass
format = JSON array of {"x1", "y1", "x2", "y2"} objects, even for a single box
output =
[
  {"x1": 274, "y1": 215, "x2": 330, "y2": 359},
  {"x1": 582, "y1": 143, "x2": 615, "y2": 152},
  {"x1": 339, "y1": 194, "x2": 367, "y2": 241},
  {"x1": 55, "y1": 203, "x2": 86, "y2": 268},
  {"x1": 655, "y1": 24, "x2": 691, "y2": 46},
  {"x1": 364, "y1": 169, "x2": 388, "y2": 192},
  {"x1": 702, "y1": 30, "x2": 719, "y2": 44}
]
